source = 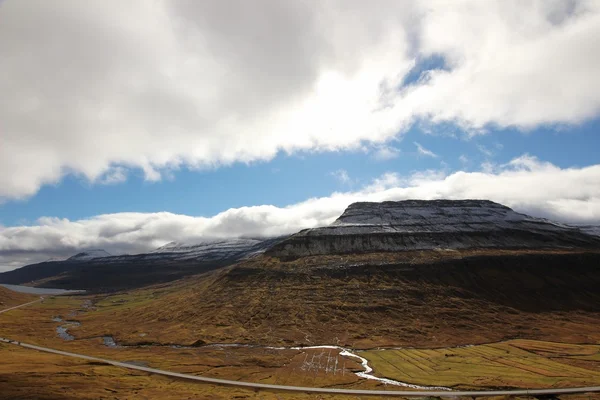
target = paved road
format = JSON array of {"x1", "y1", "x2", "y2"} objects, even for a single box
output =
[
  {"x1": 2, "y1": 301, "x2": 600, "y2": 397},
  {"x1": 2, "y1": 337, "x2": 600, "y2": 397}
]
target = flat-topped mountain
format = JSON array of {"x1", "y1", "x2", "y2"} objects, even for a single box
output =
[
  {"x1": 2, "y1": 200, "x2": 598, "y2": 292},
  {"x1": 10, "y1": 199, "x2": 600, "y2": 350},
  {"x1": 268, "y1": 200, "x2": 600, "y2": 258}
]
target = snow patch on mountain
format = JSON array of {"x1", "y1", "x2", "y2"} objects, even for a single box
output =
[
  {"x1": 68, "y1": 249, "x2": 112, "y2": 261},
  {"x1": 153, "y1": 238, "x2": 262, "y2": 253},
  {"x1": 149, "y1": 238, "x2": 274, "y2": 261},
  {"x1": 55, "y1": 238, "x2": 284, "y2": 265},
  {"x1": 268, "y1": 200, "x2": 600, "y2": 257},
  {"x1": 578, "y1": 225, "x2": 600, "y2": 237}
]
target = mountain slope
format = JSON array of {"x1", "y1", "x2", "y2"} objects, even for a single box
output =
[
  {"x1": 74, "y1": 200, "x2": 600, "y2": 349},
  {"x1": 68, "y1": 249, "x2": 112, "y2": 261},
  {"x1": 0, "y1": 285, "x2": 36, "y2": 309},
  {"x1": 76, "y1": 249, "x2": 600, "y2": 349},
  {"x1": 267, "y1": 200, "x2": 600, "y2": 258}
]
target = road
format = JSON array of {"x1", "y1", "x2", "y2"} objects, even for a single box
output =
[
  {"x1": 0, "y1": 298, "x2": 42, "y2": 314},
  {"x1": 2, "y1": 301, "x2": 600, "y2": 397}
]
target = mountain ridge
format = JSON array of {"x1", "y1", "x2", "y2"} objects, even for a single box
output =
[
  {"x1": 0, "y1": 237, "x2": 284, "y2": 291},
  {"x1": 2, "y1": 199, "x2": 598, "y2": 291}
]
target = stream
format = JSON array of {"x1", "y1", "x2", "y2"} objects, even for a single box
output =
[
  {"x1": 53, "y1": 317, "x2": 80, "y2": 341},
  {"x1": 52, "y1": 316, "x2": 449, "y2": 390}
]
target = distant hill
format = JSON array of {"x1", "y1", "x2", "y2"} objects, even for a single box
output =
[
  {"x1": 67, "y1": 249, "x2": 112, "y2": 261},
  {"x1": 0, "y1": 237, "x2": 284, "y2": 292}
]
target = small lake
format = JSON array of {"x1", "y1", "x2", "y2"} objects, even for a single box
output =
[{"x1": 0, "y1": 284, "x2": 85, "y2": 295}]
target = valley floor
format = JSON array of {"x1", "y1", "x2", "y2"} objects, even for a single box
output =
[{"x1": 1, "y1": 293, "x2": 600, "y2": 399}]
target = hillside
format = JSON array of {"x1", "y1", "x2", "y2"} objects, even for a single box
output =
[
  {"x1": 0, "y1": 286, "x2": 36, "y2": 309},
  {"x1": 74, "y1": 249, "x2": 600, "y2": 349},
  {"x1": 6, "y1": 199, "x2": 600, "y2": 348},
  {"x1": 72, "y1": 200, "x2": 600, "y2": 349}
]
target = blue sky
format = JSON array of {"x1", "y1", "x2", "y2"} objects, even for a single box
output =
[
  {"x1": 1, "y1": 0, "x2": 600, "y2": 270},
  {"x1": 2, "y1": 118, "x2": 599, "y2": 227}
]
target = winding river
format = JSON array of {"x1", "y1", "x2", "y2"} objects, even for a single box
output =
[{"x1": 53, "y1": 317, "x2": 449, "y2": 390}]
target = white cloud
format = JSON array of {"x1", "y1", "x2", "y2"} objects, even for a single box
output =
[
  {"x1": 2, "y1": 155, "x2": 600, "y2": 271},
  {"x1": 372, "y1": 145, "x2": 401, "y2": 161},
  {"x1": 477, "y1": 144, "x2": 494, "y2": 158},
  {"x1": 1, "y1": 0, "x2": 600, "y2": 200},
  {"x1": 414, "y1": 142, "x2": 438, "y2": 158},
  {"x1": 330, "y1": 169, "x2": 351, "y2": 184},
  {"x1": 98, "y1": 167, "x2": 128, "y2": 185}
]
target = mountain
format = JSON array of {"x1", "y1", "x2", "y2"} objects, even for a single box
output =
[
  {"x1": 74, "y1": 200, "x2": 600, "y2": 350},
  {"x1": 578, "y1": 225, "x2": 600, "y2": 237},
  {"x1": 2, "y1": 198, "x2": 599, "y2": 299},
  {"x1": 150, "y1": 238, "x2": 276, "y2": 261},
  {"x1": 0, "y1": 237, "x2": 283, "y2": 292},
  {"x1": 67, "y1": 249, "x2": 112, "y2": 261},
  {"x1": 267, "y1": 200, "x2": 600, "y2": 258}
]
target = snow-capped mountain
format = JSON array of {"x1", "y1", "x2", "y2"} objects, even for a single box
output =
[
  {"x1": 150, "y1": 238, "x2": 273, "y2": 261},
  {"x1": 268, "y1": 200, "x2": 600, "y2": 257},
  {"x1": 0, "y1": 237, "x2": 285, "y2": 291},
  {"x1": 67, "y1": 249, "x2": 112, "y2": 261},
  {"x1": 54, "y1": 238, "x2": 281, "y2": 264},
  {"x1": 577, "y1": 225, "x2": 600, "y2": 237}
]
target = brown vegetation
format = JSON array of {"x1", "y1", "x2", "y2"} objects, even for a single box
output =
[
  {"x1": 0, "y1": 342, "x2": 375, "y2": 400},
  {"x1": 2, "y1": 249, "x2": 600, "y2": 398},
  {"x1": 0, "y1": 285, "x2": 36, "y2": 309},
  {"x1": 73, "y1": 250, "x2": 600, "y2": 349}
]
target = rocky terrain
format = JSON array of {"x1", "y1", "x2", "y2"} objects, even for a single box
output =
[{"x1": 267, "y1": 200, "x2": 600, "y2": 258}]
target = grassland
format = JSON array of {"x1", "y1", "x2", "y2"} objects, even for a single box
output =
[
  {"x1": 66, "y1": 251, "x2": 600, "y2": 350},
  {"x1": 0, "y1": 296, "x2": 376, "y2": 391},
  {"x1": 0, "y1": 341, "x2": 384, "y2": 400},
  {"x1": 2, "y1": 295, "x2": 600, "y2": 394},
  {"x1": 2, "y1": 249, "x2": 600, "y2": 398},
  {"x1": 0, "y1": 285, "x2": 37, "y2": 308},
  {"x1": 361, "y1": 340, "x2": 600, "y2": 389}
]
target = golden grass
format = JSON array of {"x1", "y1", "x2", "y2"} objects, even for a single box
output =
[
  {"x1": 0, "y1": 296, "x2": 379, "y2": 391},
  {"x1": 0, "y1": 342, "x2": 382, "y2": 400},
  {"x1": 2, "y1": 296, "x2": 600, "y2": 399},
  {"x1": 361, "y1": 340, "x2": 600, "y2": 390},
  {"x1": 0, "y1": 285, "x2": 37, "y2": 308},
  {"x1": 58, "y1": 253, "x2": 600, "y2": 351}
]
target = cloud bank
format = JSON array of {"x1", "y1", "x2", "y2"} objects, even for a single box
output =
[
  {"x1": 1, "y1": 0, "x2": 600, "y2": 200},
  {"x1": 2, "y1": 156, "x2": 599, "y2": 271}
]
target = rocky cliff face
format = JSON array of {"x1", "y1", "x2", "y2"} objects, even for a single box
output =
[{"x1": 267, "y1": 200, "x2": 600, "y2": 258}]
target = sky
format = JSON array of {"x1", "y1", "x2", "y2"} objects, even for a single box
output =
[{"x1": 1, "y1": 0, "x2": 600, "y2": 271}]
